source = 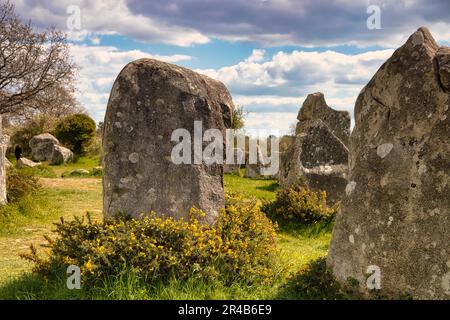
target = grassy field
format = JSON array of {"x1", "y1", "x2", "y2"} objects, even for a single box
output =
[{"x1": 0, "y1": 159, "x2": 332, "y2": 299}]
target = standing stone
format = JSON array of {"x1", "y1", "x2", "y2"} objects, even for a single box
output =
[
  {"x1": 0, "y1": 116, "x2": 9, "y2": 205},
  {"x1": 103, "y1": 58, "x2": 233, "y2": 224},
  {"x1": 279, "y1": 93, "x2": 350, "y2": 204},
  {"x1": 327, "y1": 27, "x2": 450, "y2": 299},
  {"x1": 224, "y1": 148, "x2": 244, "y2": 174},
  {"x1": 244, "y1": 145, "x2": 266, "y2": 178},
  {"x1": 296, "y1": 92, "x2": 351, "y2": 146}
]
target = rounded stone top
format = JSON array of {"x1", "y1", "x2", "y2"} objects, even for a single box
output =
[{"x1": 29, "y1": 133, "x2": 59, "y2": 148}]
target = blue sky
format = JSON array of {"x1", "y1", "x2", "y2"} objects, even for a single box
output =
[{"x1": 15, "y1": 0, "x2": 450, "y2": 135}]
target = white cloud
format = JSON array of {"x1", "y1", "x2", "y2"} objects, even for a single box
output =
[
  {"x1": 15, "y1": 0, "x2": 209, "y2": 46},
  {"x1": 70, "y1": 45, "x2": 192, "y2": 121},
  {"x1": 195, "y1": 49, "x2": 394, "y2": 134}
]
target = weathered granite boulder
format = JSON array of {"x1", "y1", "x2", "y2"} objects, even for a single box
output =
[
  {"x1": 29, "y1": 133, "x2": 59, "y2": 162},
  {"x1": 16, "y1": 157, "x2": 41, "y2": 169},
  {"x1": 29, "y1": 133, "x2": 73, "y2": 165},
  {"x1": 296, "y1": 92, "x2": 350, "y2": 146},
  {"x1": 280, "y1": 119, "x2": 348, "y2": 203},
  {"x1": 279, "y1": 93, "x2": 350, "y2": 204},
  {"x1": 50, "y1": 145, "x2": 73, "y2": 165},
  {"x1": 327, "y1": 27, "x2": 450, "y2": 299},
  {"x1": 103, "y1": 58, "x2": 234, "y2": 224}
]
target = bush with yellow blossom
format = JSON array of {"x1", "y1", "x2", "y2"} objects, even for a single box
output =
[
  {"x1": 261, "y1": 186, "x2": 337, "y2": 223},
  {"x1": 21, "y1": 193, "x2": 277, "y2": 286}
]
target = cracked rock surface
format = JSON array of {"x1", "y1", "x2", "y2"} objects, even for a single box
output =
[
  {"x1": 327, "y1": 27, "x2": 450, "y2": 299},
  {"x1": 102, "y1": 59, "x2": 234, "y2": 224}
]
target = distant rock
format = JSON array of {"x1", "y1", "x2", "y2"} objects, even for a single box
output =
[
  {"x1": 29, "y1": 133, "x2": 59, "y2": 162},
  {"x1": 224, "y1": 148, "x2": 244, "y2": 174},
  {"x1": 244, "y1": 145, "x2": 266, "y2": 178},
  {"x1": 296, "y1": 92, "x2": 350, "y2": 146},
  {"x1": 102, "y1": 58, "x2": 234, "y2": 224},
  {"x1": 50, "y1": 145, "x2": 73, "y2": 165},
  {"x1": 16, "y1": 157, "x2": 41, "y2": 169},
  {"x1": 327, "y1": 27, "x2": 450, "y2": 299},
  {"x1": 68, "y1": 169, "x2": 90, "y2": 176},
  {"x1": 29, "y1": 133, "x2": 73, "y2": 165},
  {"x1": 279, "y1": 94, "x2": 350, "y2": 204}
]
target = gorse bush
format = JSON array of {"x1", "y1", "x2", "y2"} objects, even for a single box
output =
[
  {"x1": 261, "y1": 186, "x2": 337, "y2": 223},
  {"x1": 22, "y1": 193, "x2": 278, "y2": 286},
  {"x1": 6, "y1": 169, "x2": 40, "y2": 202},
  {"x1": 54, "y1": 114, "x2": 96, "y2": 155}
]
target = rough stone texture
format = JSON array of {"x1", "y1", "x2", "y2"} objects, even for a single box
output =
[
  {"x1": 29, "y1": 133, "x2": 59, "y2": 162},
  {"x1": 103, "y1": 58, "x2": 233, "y2": 224},
  {"x1": 327, "y1": 27, "x2": 450, "y2": 299},
  {"x1": 279, "y1": 119, "x2": 349, "y2": 204},
  {"x1": 296, "y1": 92, "x2": 350, "y2": 146},
  {"x1": 50, "y1": 145, "x2": 73, "y2": 165},
  {"x1": 0, "y1": 130, "x2": 9, "y2": 206},
  {"x1": 29, "y1": 133, "x2": 73, "y2": 165},
  {"x1": 279, "y1": 93, "x2": 350, "y2": 204},
  {"x1": 16, "y1": 157, "x2": 41, "y2": 169}
]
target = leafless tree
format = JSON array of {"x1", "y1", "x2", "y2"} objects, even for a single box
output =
[{"x1": 0, "y1": 1, "x2": 77, "y2": 117}]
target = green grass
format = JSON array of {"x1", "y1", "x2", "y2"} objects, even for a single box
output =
[
  {"x1": 12, "y1": 155, "x2": 101, "y2": 178},
  {"x1": 224, "y1": 173, "x2": 278, "y2": 201},
  {"x1": 0, "y1": 160, "x2": 332, "y2": 300}
]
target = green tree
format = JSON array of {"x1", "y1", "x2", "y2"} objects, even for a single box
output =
[
  {"x1": 231, "y1": 105, "x2": 247, "y2": 130},
  {"x1": 54, "y1": 114, "x2": 96, "y2": 155}
]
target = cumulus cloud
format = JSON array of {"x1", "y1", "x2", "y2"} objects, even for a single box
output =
[
  {"x1": 196, "y1": 48, "x2": 394, "y2": 134},
  {"x1": 198, "y1": 48, "x2": 393, "y2": 96},
  {"x1": 14, "y1": 0, "x2": 450, "y2": 47},
  {"x1": 70, "y1": 45, "x2": 192, "y2": 121},
  {"x1": 14, "y1": 0, "x2": 209, "y2": 46},
  {"x1": 68, "y1": 44, "x2": 393, "y2": 134},
  {"x1": 125, "y1": 0, "x2": 450, "y2": 47}
]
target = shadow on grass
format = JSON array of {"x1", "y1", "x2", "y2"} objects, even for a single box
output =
[
  {"x1": 0, "y1": 272, "x2": 86, "y2": 300},
  {"x1": 274, "y1": 257, "x2": 352, "y2": 300},
  {"x1": 255, "y1": 181, "x2": 279, "y2": 192},
  {"x1": 267, "y1": 212, "x2": 334, "y2": 239}
]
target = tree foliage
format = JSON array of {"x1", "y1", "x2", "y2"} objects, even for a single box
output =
[
  {"x1": 54, "y1": 114, "x2": 96, "y2": 155},
  {"x1": 0, "y1": 1, "x2": 77, "y2": 117}
]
